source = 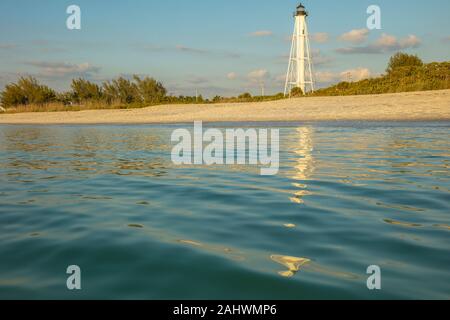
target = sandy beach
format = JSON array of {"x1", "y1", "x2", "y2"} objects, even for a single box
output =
[{"x1": 1, "y1": 90, "x2": 449, "y2": 124}]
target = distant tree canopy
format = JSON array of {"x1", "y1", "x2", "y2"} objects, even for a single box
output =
[
  {"x1": 1, "y1": 52, "x2": 448, "y2": 110},
  {"x1": 71, "y1": 78, "x2": 103, "y2": 103},
  {"x1": 290, "y1": 87, "x2": 304, "y2": 97},
  {"x1": 101, "y1": 76, "x2": 167, "y2": 105},
  {"x1": 238, "y1": 92, "x2": 252, "y2": 100},
  {"x1": 1, "y1": 77, "x2": 56, "y2": 107},
  {"x1": 1, "y1": 75, "x2": 168, "y2": 108},
  {"x1": 386, "y1": 52, "x2": 424, "y2": 74},
  {"x1": 133, "y1": 75, "x2": 167, "y2": 105},
  {"x1": 103, "y1": 77, "x2": 139, "y2": 104},
  {"x1": 212, "y1": 95, "x2": 222, "y2": 103},
  {"x1": 313, "y1": 52, "x2": 449, "y2": 97}
]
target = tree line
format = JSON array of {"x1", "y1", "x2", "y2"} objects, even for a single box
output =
[
  {"x1": 311, "y1": 53, "x2": 450, "y2": 96},
  {"x1": 0, "y1": 75, "x2": 285, "y2": 111},
  {"x1": 0, "y1": 75, "x2": 168, "y2": 109},
  {"x1": 1, "y1": 53, "x2": 449, "y2": 111}
]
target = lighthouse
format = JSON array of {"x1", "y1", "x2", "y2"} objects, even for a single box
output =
[{"x1": 284, "y1": 3, "x2": 315, "y2": 97}]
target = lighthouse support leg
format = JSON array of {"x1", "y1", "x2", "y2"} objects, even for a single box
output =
[{"x1": 284, "y1": 22, "x2": 296, "y2": 97}]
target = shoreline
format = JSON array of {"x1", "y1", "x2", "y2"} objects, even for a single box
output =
[{"x1": 1, "y1": 89, "x2": 449, "y2": 125}]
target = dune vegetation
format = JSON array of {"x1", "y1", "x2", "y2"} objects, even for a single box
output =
[
  {"x1": 0, "y1": 53, "x2": 449, "y2": 113},
  {"x1": 312, "y1": 53, "x2": 450, "y2": 96}
]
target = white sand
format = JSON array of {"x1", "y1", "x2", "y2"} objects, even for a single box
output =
[{"x1": 1, "y1": 90, "x2": 449, "y2": 124}]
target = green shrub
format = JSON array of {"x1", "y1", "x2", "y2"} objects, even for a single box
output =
[
  {"x1": 71, "y1": 78, "x2": 103, "y2": 103},
  {"x1": 313, "y1": 53, "x2": 449, "y2": 97},
  {"x1": 386, "y1": 52, "x2": 423, "y2": 75},
  {"x1": 290, "y1": 87, "x2": 304, "y2": 97},
  {"x1": 0, "y1": 77, "x2": 56, "y2": 108},
  {"x1": 133, "y1": 75, "x2": 166, "y2": 105},
  {"x1": 238, "y1": 92, "x2": 252, "y2": 100}
]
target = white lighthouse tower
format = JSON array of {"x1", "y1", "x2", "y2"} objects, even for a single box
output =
[{"x1": 284, "y1": 3, "x2": 315, "y2": 97}]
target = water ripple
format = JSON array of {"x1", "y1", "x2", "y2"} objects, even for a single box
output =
[{"x1": 0, "y1": 122, "x2": 449, "y2": 299}]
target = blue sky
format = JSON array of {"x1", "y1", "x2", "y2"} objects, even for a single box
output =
[{"x1": 0, "y1": 0, "x2": 449, "y2": 97}]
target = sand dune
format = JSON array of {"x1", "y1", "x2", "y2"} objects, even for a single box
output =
[{"x1": 1, "y1": 90, "x2": 449, "y2": 124}]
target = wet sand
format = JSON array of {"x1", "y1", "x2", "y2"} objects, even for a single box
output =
[{"x1": 1, "y1": 90, "x2": 449, "y2": 124}]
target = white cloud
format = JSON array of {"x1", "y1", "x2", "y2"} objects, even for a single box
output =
[
  {"x1": 25, "y1": 61, "x2": 100, "y2": 78},
  {"x1": 375, "y1": 33, "x2": 398, "y2": 48},
  {"x1": 247, "y1": 69, "x2": 269, "y2": 82},
  {"x1": 249, "y1": 30, "x2": 273, "y2": 37},
  {"x1": 339, "y1": 68, "x2": 371, "y2": 82},
  {"x1": 315, "y1": 68, "x2": 372, "y2": 84},
  {"x1": 399, "y1": 35, "x2": 421, "y2": 48},
  {"x1": 336, "y1": 33, "x2": 421, "y2": 54},
  {"x1": 227, "y1": 72, "x2": 238, "y2": 80},
  {"x1": 315, "y1": 71, "x2": 340, "y2": 83},
  {"x1": 339, "y1": 29, "x2": 369, "y2": 44},
  {"x1": 311, "y1": 32, "x2": 329, "y2": 43}
]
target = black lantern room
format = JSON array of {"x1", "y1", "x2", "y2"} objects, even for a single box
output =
[{"x1": 295, "y1": 3, "x2": 308, "y2": 17}]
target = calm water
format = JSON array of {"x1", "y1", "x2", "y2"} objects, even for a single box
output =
[{"x1": 0, "y1": 122, "x2": 449, "y2": 300}]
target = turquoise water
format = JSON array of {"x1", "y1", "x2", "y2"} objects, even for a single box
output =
[{"x1": 0, "y1": 122, "x2": 449, "y2": 300}]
